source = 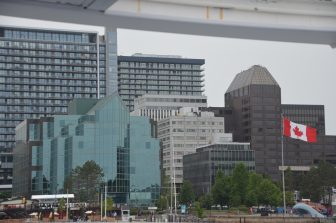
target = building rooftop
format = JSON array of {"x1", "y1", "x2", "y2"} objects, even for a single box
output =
[
  {"x1": 195, "y1": 142, "x2": 250, "y2": 153},
  {"x1": 226, "y1": 65, "x2": 279, "y2": 93},
  {"x1": 132, "y1": 53, "x2": 182, "y2": 58},
  {"x1": 118, "y1": 55, "x2": 205, "y2": 64},
  {"x1": 86, "y1": 92, "x2": 127, "y2": 115}
]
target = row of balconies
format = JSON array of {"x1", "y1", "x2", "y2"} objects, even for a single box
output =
[
  {"x1": 119, "y1": 91, "x2": 203, "y2": 97},
  {"x1": 0, "y1": 81, "x2": 99, "y2": 88},
  {"x1": 119, "y1": 70, "x2": 205, "y2": 76},
  {"x1": 119, "y1": 76, "x2": 204, "y2": 82},
  {"x1": 0, "y1": 73, "x2": 101, "y2": 81},
  {"x1": 0, "y1": 36, "x2": 95, "y2": 45},
  {"x1": 0, "y1": 44, "x2": 98, "y2": 54},
  {"x1": 119, "y1": 83, "x2": 204, "y2": 89},
  {"x1": 1, "y1": 93, "x2": 96, "y2": 100},
  {"x1": 118, "y1": 64, "x2": 203, "y2": 71},
  {"x1": 0, "y1": 66, "x2": 98, "y2": 74},
  {"x1": 1, "y1": 101, "x2": 69, "y2": 107},
  {"x1": 1, "y1": 87, "x2": 97, "y2": 94},
  {"x1": 0, "y1": 50, "x2": 99, "y2": 61},
  {"x1": 0, "y1": 58, "x2": 99, "y2": 68}
]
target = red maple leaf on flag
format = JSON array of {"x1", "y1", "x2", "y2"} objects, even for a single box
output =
[{"x1": 293, "y1": 126, "x2": 303, "y2": 137}]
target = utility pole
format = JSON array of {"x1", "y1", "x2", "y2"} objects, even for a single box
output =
[
  {"x1": 104, "y1": 184, "x2": 107, "y2": 220},
  {"x1": 100, "y1": 188, "x2": 103, "y2": 221},
  {"x1": 66, "y1": 189, "x2": 69, "y2": 221}
]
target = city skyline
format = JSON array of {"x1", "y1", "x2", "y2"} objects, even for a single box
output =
[
  {"x1": 1, "y1": 15, "x2": 336, "y2": 135},
  {"x1": 118, "y1": 29, "x2": 336, "y2": 136}
]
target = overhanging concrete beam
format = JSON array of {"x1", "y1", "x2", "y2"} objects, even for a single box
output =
[{"x1": 0, "y1": 0, "x2": 335, "y2": 47}]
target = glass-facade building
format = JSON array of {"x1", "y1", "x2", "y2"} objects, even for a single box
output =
[
  {"x1": 13, "y1": 94, "x2": 160, "y2": 206},
  {"x1": 118, "y1": 54, "x2": 205, "y2": 111},
  {"x1": 129, "y1": 116, "x2": 160, "y2": 207},
  {"x1": 0, "y1": 26, "x2": 118, "y2": 190},
  {"x1": 183, "y1": 143, "x2": 254, "y2": 196}
]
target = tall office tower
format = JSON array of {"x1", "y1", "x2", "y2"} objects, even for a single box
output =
[
  {"x1": 224, "y1": 65, "x2": 282, "y2": 179},
  {"x1": 157, "y1": 107, "x2": 228, "y2": 189},
  {"x1": 0, "y1": 26, "x2": 117, "y2": 191},
  {"x1": 131, "y1": 94, "x2": 208, "y2": 121},
  {"x1": 225, "y1": 65, "x2": 336, "y2": 180},
  {"x1": 118, "y1": 54, "x2": 205, "y2": 111}
]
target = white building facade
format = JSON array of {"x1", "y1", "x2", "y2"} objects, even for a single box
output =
[
  {"x1": 157, "y1": 107, "x2": 230, "y2": 188},
  {"x1": 131, "y1": 94, "x2": 207, "y2": 121}
]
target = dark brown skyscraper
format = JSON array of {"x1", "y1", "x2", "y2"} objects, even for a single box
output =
[
  {"x1": 224, "y1": 65, "x2": 336, "y2": 180},
  {"x1": 224, "y1": 65, "x2": 282, "y2": 179}
]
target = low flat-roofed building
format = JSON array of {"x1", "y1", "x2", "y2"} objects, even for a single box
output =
[{"x1": 183, "y1": 142, "x2": 254, "y2": 196}]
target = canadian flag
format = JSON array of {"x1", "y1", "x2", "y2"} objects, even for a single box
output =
[{"x1": 283, "y1": 117, "x2": 317, "y2": 143}]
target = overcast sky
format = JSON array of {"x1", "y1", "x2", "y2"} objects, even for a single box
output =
[{"x1": 2, "y1": 16, "x2": 336, "y2": 135}]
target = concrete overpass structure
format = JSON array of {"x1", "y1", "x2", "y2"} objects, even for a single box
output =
[{"x1": 0, "y1": 0, "x2": 335, "y2": 47}]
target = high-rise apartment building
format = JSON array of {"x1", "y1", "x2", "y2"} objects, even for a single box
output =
[
  {"x1": 118, "y1": 54, "x2": 205, "y2": 111},
  {"x1": 0, "y1": 26, "x2": 118, "y2": 191},
  {"x1": 157, "y1": 107, "x2": 228, "y2": 189},
  {"x1": 131, "y1": 94, "x2": 208, "y2": 121}
]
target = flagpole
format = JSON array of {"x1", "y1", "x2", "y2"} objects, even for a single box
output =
[
  {"x1": 66, "y1": 189, "x2": 69, "y2": 222},
  {"x1": 281, "y1": 113, "x2": 286, "y2": 216}
]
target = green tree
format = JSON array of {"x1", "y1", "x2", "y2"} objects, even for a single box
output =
[
  {"x1": 256, "y1": 179, "x2": 281, "y2": 206},
  {"x1": 282, "y1": 191, "x2": 295, "y2": 207},
  {"x1": 211, "y1": 170, "x2": 231, "y2": 207},
  {"x1": 298, "y1": 162, "x2": 336, "y2": 204},
  {"x1": 156, "y1": 196, "x2": 168, "y2": 210},
  {"x1": 284, "y1": 167, "x2": 295, "y2": 191},
  {"x1": 103, "y1": 197, "x2": 114, "y2": 213},
  {"x1": 68, "y1": 160, "x2": 104, "y2": 203},
  {"x1": 63, "y1": 176, "x2": 72, "y2": 193},
  {"x1": 195, "y1": 201, "x2": 204, "y2": 218},
  {"x1": 58, "y1": 197, "x2": 65, "y2": 211},
  {"x1": 179, "y1": 181, "x2": 195, "y2": 205},
  {"x1": 230, "y1": 194, "x2": 241, "y2": 207},
  {"x1": 157, "y1": 174, "x2": 170, "y2": 210},
  {"x1": 161, "y1": 174, "x2": 170, "y2": 197},
  {"x1": 58, "y1": 198, "x2": 65, "y2": 219},
  {"x1": 231, "y1": 163, "x2": 249, "y2": 206},
  {"x1": 316, "y1": 162, "x2": 336, "y2": 204},
  {"x1": 245, "y1": 173, "x2": 263, "y2": 207},
  {"x1": 300, "y1": 167, "x2": 322, "y2": 202},
  {"x1": 0, "y1": 192, "x2": 11, "y2": 200},
  {"x1": 199, "y1": 194, "x2": 213, "y2": 209}
]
